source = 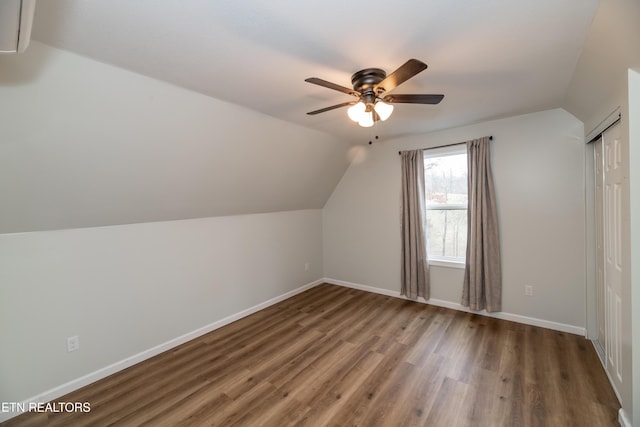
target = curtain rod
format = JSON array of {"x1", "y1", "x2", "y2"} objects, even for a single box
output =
[{"x1": 398, "y1": 136, "x2": 493, "y2": 155}]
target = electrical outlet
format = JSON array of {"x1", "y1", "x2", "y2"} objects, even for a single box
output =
[
  {"x1": 304, "y1": 262, "x2": 310, "y2": 272},
  {"x1": 67, "y1": 335, "x2": 80, "y2": 352},
  {"x1": 524, "y1": 285, "x2": 534, "y2": 296}
]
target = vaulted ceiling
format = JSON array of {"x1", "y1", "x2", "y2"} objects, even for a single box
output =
[
  {"x1": 0, "y1": 1, "x2": 606, "y2": 233},
  {"x1": 31, "y1": 0, "x2": 598, "y2": 144}
]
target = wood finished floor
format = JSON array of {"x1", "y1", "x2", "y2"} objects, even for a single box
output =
[{"x1": 4, "y1": 284, "x2": 620, "y2": 427}]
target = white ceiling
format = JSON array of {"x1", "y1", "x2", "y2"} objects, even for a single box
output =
[{"x1": 31, "y1": 0, "x2": 599, "y2": 144}]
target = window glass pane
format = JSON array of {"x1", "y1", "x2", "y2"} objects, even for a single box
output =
[
  {"x1": 424, "y1": 153, "x2": 467, "y2": 206},
  {"x1": 426, "y1": 209, "x2": 467, "y2": 259}
]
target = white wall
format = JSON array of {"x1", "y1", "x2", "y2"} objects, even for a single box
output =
[
  {"x1": 0, "y1": 42, "x2": 350, "y2": 234},
  {"x1": 323, "y1": 109, "x2": 586, "y2": 329},
  {"x1": 0, "y1": 209, "x2": 323, "y2": 409}
]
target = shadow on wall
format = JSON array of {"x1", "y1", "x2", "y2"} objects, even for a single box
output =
[{"x1": 0, "y1": 42, "x2": 55, "y2": 86}]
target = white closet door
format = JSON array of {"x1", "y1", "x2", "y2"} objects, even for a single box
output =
[
  {"x1": 594, "y1": 139, "x2": 605, "y2": 352},
  {"x1": 602, "y1": 121, "x2": 624, "y2": 392}
]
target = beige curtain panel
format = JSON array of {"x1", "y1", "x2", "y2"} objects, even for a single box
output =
[
  {"x1": 462, "y1": 136, "x2": 502, "y2": 312},
  {"x1": 400, "y1": 150, "x2": 429, "y2": 300}
]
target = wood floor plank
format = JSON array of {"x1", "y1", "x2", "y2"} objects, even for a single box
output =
[
  {"x1": 387, "y1": 353, "x2": 447, "y2": 427},
  {"x1": 3, "y1": 283, "x2": 620, "y2": 427},
  {"x1": 264, "y1": 334, "x2": 344, "y2": 391},
  {"x1": 491, "y1": 329, "x2": 526, "y2": 426},
  {"x1": 423, "y1": 376, "x2": 470, "y2": 426},
  {"x1": 404, "y1": 309, "x2": 452, "y2": 368},
  {"x1": 283, "y1": 338, "x2": 376, "y2": 408},
  {"x1": 357, "y1": 360, "x2": 421, "y2": 427},
  {"x1": 331, "y1": 291, "x2": 388, "y2": 344},
  {"x1": 292, "y1": 350, "x2": 385, "y2": 427},
  {"x1": 322, "y1": 340, "x2": 413, "y2": 426}
]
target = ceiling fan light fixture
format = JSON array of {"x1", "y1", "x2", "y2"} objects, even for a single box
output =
[
  {"x1": 347, "y1": 101, "x2": 366, "y2": 122},
  {"x1": 374, "y1": 100, "x2": 394, "y2": 121},
  {"x1": 305, "y1": 59, "x2": 444, "y2": 127},
  {"x1": 358, "y1": 111, "x2": 374, "y2": 127}
]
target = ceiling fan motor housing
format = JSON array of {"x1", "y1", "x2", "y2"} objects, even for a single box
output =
[
  {"x1": 351, "y1": 68, "x2": 386, "y2": 104},
  {"x1": 304, "y1": 59, "x2": 443, "y2": 117}
]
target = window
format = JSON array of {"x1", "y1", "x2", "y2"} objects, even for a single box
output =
[{"x1": 423, "y1": 147, "x2": 468, "y2": 267}]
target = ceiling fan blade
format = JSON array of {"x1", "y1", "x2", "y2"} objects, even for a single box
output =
[
  {"x1": 383, "y1": 94, "x2": 444, "y2": 104},
  {"x1": 305, "y1": 77, "x2": 359, "y2": 96},
  {"x1": 306, "y1": 101, "x2": 357, "y2": 115},
  {"x1": 376, "y1": 59, "x2": 428, "y2": 94}
]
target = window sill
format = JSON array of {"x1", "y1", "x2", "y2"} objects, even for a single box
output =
[{"x1": 428, "y1": 259, "x2": 465, "y2": 269}]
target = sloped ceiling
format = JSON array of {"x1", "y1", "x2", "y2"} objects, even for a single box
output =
[
  {"x1": 564, "y1": 0, "x2": 640, "y2": 131},
  {"x1": 0, "y1": 43, "x2": 350, "y2": 233},
  {"x1": 31, "y1": 0, "x2": 599, "y2": 143},
  {"x1": 1, "y1": 1, "x2": 600, "y2": 233}
]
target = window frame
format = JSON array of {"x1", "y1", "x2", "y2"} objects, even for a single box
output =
[{"x1": 423, "y1": 146, "x2": 468, "y2": 269}]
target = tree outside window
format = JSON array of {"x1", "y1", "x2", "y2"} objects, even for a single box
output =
[{"x1": 424, "y1": 148, "x2": 468, "y2": 263}]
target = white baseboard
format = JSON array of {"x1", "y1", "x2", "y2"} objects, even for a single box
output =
[
  {"x1": 592, "y1": 338, "x2": 606, "y2": 364},
  {"x1": 0, "y1": 279, "x2": 324, "y2": 423},
  {"x1": 590, "y1": 340, "x2": 623, "y2": 407},
  {"x1": 2, "y1": 277, "x2": 588, "y2": 423},
  {"x1": 324, "y1": 278, "x2": 586, "y2": 336},
  {"x1": 619, "y1": 408, "x2": 631, "y2": 427}
]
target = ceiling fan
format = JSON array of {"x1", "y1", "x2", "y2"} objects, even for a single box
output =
[{"x1": 305, "y1": 59, "x2": 444, "y2": 127}]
